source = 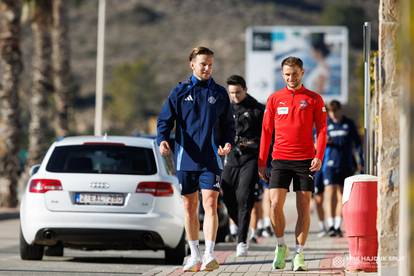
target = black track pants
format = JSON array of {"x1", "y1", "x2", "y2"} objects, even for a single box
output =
[{"x1": 221, "y1": 158, "x2": 258, "y2": 243}]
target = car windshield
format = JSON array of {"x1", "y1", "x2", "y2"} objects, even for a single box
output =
[{"x1": 46, "y1": 144, "x2": 157, "y2": 175}]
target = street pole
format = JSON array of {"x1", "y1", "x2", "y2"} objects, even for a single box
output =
[
  {"x1": 94, "y1": 0, "x2": 106, "y2": 136},
  {"x1": 363, "y1": 22, "x2": 371, "y2": 174}
]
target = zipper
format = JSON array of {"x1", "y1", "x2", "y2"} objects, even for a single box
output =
[{"x1": 194, "y1": 87, "x2": 200, "y2": 145}]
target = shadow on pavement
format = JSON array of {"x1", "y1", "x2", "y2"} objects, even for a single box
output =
[
  {"x1": 68, "y1": 256, "x2": 165, "y2": 265},
  {"x1": 0, "y1": 268, "x2": 137, "y2": 275},
  {"x1": 222, "y1": 256, "x2": 324, "y2": 266}
]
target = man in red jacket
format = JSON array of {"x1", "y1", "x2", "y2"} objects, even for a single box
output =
[{"x1": 258, "y1": 56, "x2": 327, "y2": 271}]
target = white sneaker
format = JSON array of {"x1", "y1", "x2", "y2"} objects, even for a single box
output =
[
  {"x1": 200, "y1": 255, "x2": 219, "y2": 271},
  {"x1": 182, "y1": 257, "x2": 201, "y2": 272},
  {"x1": 317, "y1": 229, "x2": 328, "y2": 238},
  {"x1": 236, "y1": 242, "x2": 248, "y2": 257}
]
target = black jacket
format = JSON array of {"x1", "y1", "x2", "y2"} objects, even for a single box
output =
[{"x1": 225, "y1": 94, "x2": 265, "y2": 167}]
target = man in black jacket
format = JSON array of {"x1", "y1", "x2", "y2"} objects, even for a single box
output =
[{"x1": 221, "y1": 75, "x2": 265, "y2": 257}]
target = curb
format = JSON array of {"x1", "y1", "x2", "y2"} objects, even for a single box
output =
[{"x1": 0, "y1": 208, "x2": 19, "y2": 221}]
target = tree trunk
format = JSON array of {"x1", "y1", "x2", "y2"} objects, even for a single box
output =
[
  {"x1": 0, "y1": 0, "x2": 23, "y2": 207},
  {"x1": 52, "y1": 0, "x2": 71, "y2": 137},
  {"x1": 19, "y1": 0, "x2": 53, "y2": 191}
]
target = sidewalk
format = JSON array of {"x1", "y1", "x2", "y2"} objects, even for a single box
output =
[
  {"x1": 144, "y1": 192, "x2": 378, "y2": 276},
  {"x1": 0, "y1": 198, "x2": 379, "y2": 276}
]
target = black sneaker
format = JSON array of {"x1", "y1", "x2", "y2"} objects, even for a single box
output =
[
  {"x1": 328, "y1": 226, "x2": 336, "y2": 237},
  {"x1": 249, "y1": 236, "x2": 258, "y2": 244},
  {"x1": 334, "y1": 228, "x2": 343, "y2": 237},
  {"x1": 255, "y1": 228, "x2": 264, "y2": 237},
  {"x1": 263, "y1": 226, "x2": 274, "y2": 237}
]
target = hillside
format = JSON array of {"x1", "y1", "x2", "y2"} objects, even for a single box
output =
[{"x1": 19, "y1": 0, "x2": 379, "y2": 134}]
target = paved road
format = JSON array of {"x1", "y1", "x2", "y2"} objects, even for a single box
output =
[{"x1": 0, "y1": 218, "x2": 177, "y2": 275}]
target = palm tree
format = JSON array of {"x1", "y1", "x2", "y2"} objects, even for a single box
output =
[
  {"x1": 19, "y1": 0, "x2": 53, "y2": 190},
  {"x1": 0, "y1": 0, "x2": 23, "y2": 207},
  {"x1": 52, "y1": 0, "x2": 71, "y2": 137}
]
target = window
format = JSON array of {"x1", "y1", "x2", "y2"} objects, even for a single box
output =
[{"x1": 46, "y1": 145, "x2": 157, "y2": 175}]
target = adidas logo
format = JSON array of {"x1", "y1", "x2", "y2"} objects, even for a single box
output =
[
  {"x1": 213, "y1": 182, "x2": 221, "y2": 189},
  {"x1": 184, "y1": 95, "x2": 194, "y2": 102}
]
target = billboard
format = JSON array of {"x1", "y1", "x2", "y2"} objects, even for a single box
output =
[{"x1": 246, "y1": 26, "x2": 348, "y2": 104}]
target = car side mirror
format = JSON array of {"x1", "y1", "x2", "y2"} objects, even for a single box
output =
[{"x1": 29, "y1": 164, "x2": 41, "y2": 176}]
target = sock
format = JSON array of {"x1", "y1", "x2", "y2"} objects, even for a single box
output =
[
  {"x1": 276, "y1": 236, "x2": 285, "y2": 246},
  {"x1": 250, "y1": 227, "x2": 255, "y2": 234},
  {"x1": 334, "y1": 216, "x2": 342, "y2": 229},
  {"x1": 249, "y1": 228, "x2": 256, "y2": 239},
  {"x1": 257, "y1": 219, "x2": 264, "y2": 229},
  {"x1": 188, "y1": 240, "x2": 201, "y2": 259},
  {"x1": 230, "y1": 223, "x2": 238, "y2": 235},
  {"x1": 264, "y1": 217, "x2": 271, "y2": 227},
  {"x1": 204, "y1": 240, "x2": 215, "y2": 257},
  {"x1": 326, "y1": 217, "x2": 334, "y2": 228},
  {"x1": 318, "y1": 220, "x2": 326, "y2": 231},
  {"x1": 295, "y1": 244, "x2": 304, "y2": 254}
]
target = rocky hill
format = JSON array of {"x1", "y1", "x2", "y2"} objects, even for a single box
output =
[{"x1": 19, "y1": 0, "x2": 379, "y2": 134}]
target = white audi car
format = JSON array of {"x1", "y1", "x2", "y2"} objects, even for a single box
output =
[{"x1": 19, "y1": 135, "x2": 185, "y2": 264}]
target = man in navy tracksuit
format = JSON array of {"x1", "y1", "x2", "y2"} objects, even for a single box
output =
[
  {"x1": 157, "y1": 46, "x2": 234, "y2": 272},
  {"x1": 322, "y1": 100, "x2": 364, "y2": 237}
]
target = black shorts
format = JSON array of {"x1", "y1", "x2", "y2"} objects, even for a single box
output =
[{"x1": 270, "y1": 159, "x2": 314, "y2": 192}]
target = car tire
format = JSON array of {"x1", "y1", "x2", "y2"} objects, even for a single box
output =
[
  {"x1": 20, "y1": 228, "x2": 44, "y2": 260},
  {"x1": 165, "y1": 231, "x2": 185, "y2": 265},
  {"x1": 45, "y1": 243, "x2": 64, "y2": 257}
]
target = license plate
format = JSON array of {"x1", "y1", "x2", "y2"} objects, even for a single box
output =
[{"x1": 75, "y1": 193, "x2": 124, "y2": 206}]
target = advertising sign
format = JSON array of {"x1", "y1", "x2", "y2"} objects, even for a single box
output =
[{"x1": 246, "y1": 26, "x2": 348, "y2": 104}]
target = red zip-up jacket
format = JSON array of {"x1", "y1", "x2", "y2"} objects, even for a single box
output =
[{"x1": 258, "y1": 85, "x2": 327, "y2": 167}]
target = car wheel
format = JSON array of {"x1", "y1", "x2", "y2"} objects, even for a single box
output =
[
  {"x1": 20, "y1": 228, "x2": 44, "y2": 260},
  {"x1": 165, "y1": 231, "x2": 185, "y2": 265},
  {"x1": 45, "y1": 243, "x2": 64, "y2": 257}
]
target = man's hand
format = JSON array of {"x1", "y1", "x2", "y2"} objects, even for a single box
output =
[
  {"x1": 218, "y1": 143, "x2": 231, "y2": 156},
  {"x1": 258, "y1": 166, "x2": 268, "y2": 182},
  {"x1": 309, "y1": 158, "x2": 322, "y2": 172},
  {"x1": 159, "y1": 141, "x2": 171, "y2": 156}
]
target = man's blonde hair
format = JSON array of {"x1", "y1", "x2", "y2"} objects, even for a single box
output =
[
  {"x1": 189, "y1": 46, "x2": 214, "y2": 61},
  {"x1": 281, "y1": 56, "x2": 303, "y2": 69}
]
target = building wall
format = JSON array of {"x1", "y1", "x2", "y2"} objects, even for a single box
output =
[
  {"x1": 399, "y1": 0, "x2": 413, "y2": 275},
  {"x1": 378, "y1": 0, "x2": 400, "y2": 272}
]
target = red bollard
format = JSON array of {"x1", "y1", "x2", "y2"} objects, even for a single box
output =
[{"x1": 342, "y1": 175, "x2": 378, "y2": 272}]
